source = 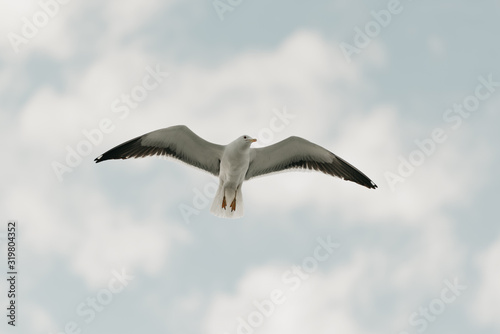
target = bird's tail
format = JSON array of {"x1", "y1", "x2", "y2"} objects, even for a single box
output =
[{"x1": 210, "y1": 184, "x2": 244, "y2": 219}]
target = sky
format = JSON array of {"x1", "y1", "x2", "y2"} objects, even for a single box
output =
[{"x1": 1, "y1": 0, "x2": 499, "y2": 333}]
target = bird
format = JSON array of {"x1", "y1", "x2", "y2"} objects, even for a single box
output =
[{"x1": 95, "y1": 125, "x2": 377, "y2": 218}]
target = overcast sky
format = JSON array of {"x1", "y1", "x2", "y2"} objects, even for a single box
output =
[{"x1": 1, "y1": 1, "x2": 500, "y2": 333}]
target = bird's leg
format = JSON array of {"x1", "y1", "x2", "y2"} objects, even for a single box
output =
[
  {"x1": 222, "y1": 188, "x2": 228, "y2": 210},
  {"x1": 230, "y1": 190, "x2": 237, "y2": 212}
]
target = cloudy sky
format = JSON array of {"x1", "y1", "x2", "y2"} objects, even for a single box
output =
[{"x1": 1, "y1": 0, "x2": 499, "y2": 333}]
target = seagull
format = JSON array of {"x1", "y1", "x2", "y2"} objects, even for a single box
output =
[{"x1": 95, "y1": 125, "x2": 377, "y2": 218}]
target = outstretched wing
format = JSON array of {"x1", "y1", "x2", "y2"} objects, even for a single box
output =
[
  {"x1": 95, "y1": 125, "x2": 225, "y2": 176},
  {"x1": 245, "y1": 136, "x2": 377, "y2": 189}
]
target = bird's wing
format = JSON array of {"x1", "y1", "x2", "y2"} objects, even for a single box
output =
[
  {"x1": 245, "y1": 136, "x2": 377, "y2": 189},
  {"x1": 95, "y1": 125, "x2": 225, "y2": 176}
]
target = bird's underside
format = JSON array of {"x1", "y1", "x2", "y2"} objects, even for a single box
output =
[{"x1": 95, "y1": 125, "x2": 377, "y2": 218}]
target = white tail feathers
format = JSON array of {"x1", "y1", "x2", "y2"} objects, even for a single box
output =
[{"x1": 210, "y1": 184, "x2": 244, "y2": 218}]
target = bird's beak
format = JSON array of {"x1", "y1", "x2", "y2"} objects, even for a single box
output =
[{"x1": 250, "y1": 138, "x2": 257, "y2": 143}]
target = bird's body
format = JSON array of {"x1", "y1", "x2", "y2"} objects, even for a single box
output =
[
  {"x1": 220, "y1": 137, "x2": 251, "y2": 190},
  {"x1": 95, "y1": 125, "x2": 377, "y2": 218},
  {"x1": 211, "y1": 136, "x2": 254, "y2": 217}
]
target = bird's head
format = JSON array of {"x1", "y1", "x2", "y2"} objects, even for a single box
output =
[
  {"x1": 233, "y1": 135, "x2": 257, "y2": 149},
  {"x1": 242, "y1": 135, "x2": 257, "y2": 144}
]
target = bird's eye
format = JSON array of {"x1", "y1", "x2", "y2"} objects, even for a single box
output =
[{"x1": 243, "y1": 136, "x2": 247, "y2": 139}]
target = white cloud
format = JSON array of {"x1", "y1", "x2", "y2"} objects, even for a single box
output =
[
  {"x1": 69, "y1": 192, "x2": 184, "y2": 287},
  {"x1": 202, "y1": 256, "x2": 379, "y2": 334},
  {"x1": 139, "y1": 29, "x2": 363, "y2": 141},
  {"x1": 1, "y1": 0, "x2": 77, "y2": 59},
  {"x1": 203, "y1": 217, "x2": 464, "y2": 334},
  {"x1": 14, "y1": 28, "x2": 363, "y2": 167},
  {"x1": 26, "y1": 303, "x2": 59, "y2": 333},
  {"x1": 0, "y1": 0, "x2": 178, "y2": 58},
  {"x1": 245, "y1": 107, "x2": 492, "y2": 226},
  {"x1": 470, "y1": 237, "x2": 500, "y2": 329},
  {"x1": 1, "y1": 181, "x2": 187, "y2": 287}
]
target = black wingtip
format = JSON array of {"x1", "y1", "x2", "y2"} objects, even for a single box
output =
[
  {"x1": 361, "y1": 178, "x2": 378, "y2": 189},
  {"x1": 331, "y1": 154, "x2": 378, "y2": 190},
  {"x1": 94, "y1": 136, "x2": 144, "y2": 164},
  {"x1": 358, "y1": 179, "x2": 377, "y2": 190}
]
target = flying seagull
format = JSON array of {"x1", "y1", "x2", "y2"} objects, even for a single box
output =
[{"x1": 95, "y1": 125, "x2": 377, "y2": 218}]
